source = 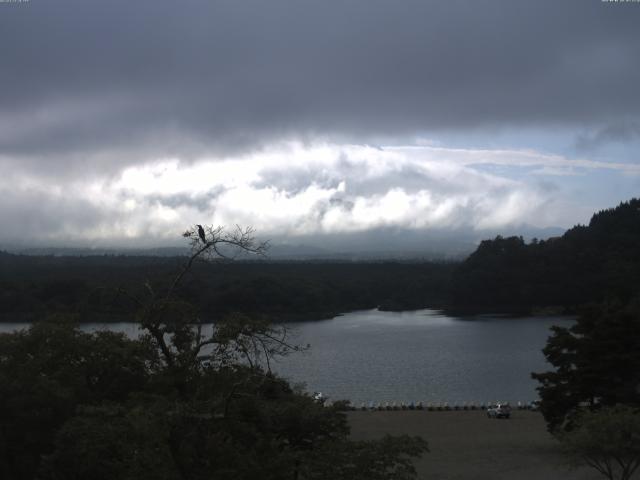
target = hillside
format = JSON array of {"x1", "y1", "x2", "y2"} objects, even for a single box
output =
[{"x1": 450, "y1": 198, "x2": 640, "y2": 314}]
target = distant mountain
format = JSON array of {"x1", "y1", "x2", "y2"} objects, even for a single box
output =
[
  {"x1": 2, "y1": 224, "x2": 564, "y2": 261},
  {"x1": 11, "y1": 247, "x2": 190, "y2": 257},
  {"x1": 450, "y1": 198, "x2": 640, "y2": 314},
  {"x1": 261, "y1": 224, "x2": 565, "y2": 261},
  {"x1": 260, "y1": 243, "x2": 332, "y2": 259}
]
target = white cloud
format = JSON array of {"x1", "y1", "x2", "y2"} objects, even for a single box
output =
[
  {"x1": 101, "y1": 142, "x2": 545, "y2": 237},
  {"x1": 530, "y1": 166, "x2": 584, "y2": 176},
  {"x1": 389, "y1": 145, "x2": 640, "y2": 174},
  {"x1": 3, "y1": 140, "x2": 635, "y2": 246}
]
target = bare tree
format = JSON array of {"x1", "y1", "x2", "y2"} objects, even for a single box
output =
[{"x1": 119, "y1": 224, "x2": 300, "y2": 374}]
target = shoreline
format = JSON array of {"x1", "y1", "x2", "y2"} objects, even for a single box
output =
[{"x1": 0, "y1": 305, "x2": 577, "y2": 324}]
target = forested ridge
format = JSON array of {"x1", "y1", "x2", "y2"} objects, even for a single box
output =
[
  {"x1": 0, "y1": 254, "x2": 454, "y2": 322},
  {"x1": 450, "y1": 198, "x2": 640, "y2": 314}
]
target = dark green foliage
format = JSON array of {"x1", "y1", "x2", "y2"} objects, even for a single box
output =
[
  {"x1": 451, "y1": 198, "x2": 640, "y2": 313},
  {"x1": 39, "y1": 403, "x2": 180, "y2": 480},
  {"x1": 0, "y1": 319, "x2": 427, "y2": 480},
  {"x1": 0, "y1": 226, "x2": 428, "y2": 479},
  {"x1": 452, "y1": 235, "x2": 532, "y2": 311},
  {"x1": 532, "y1": 300, "x2": 640, "y2": 432},
  {"x1": 0, "y1": 258, "x2": 453, "y2": 323},
  {"x1": 0, "y1": 318, "x2": 152, "y2": 480},
  {"x1": 557, "y1": 405, "x2": 640, "y2": 480}
]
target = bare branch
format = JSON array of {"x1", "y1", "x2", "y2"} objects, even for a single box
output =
[
  {"x1": 112, "y1": 224, "x2": 308, "y2": 379},
  {"x1": 166, "y1": 223, "x2": 268, "y2": 303}
]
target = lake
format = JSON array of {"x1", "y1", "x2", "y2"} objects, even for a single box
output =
[
  {"x1": 0, "y1": 309, "x2": 573, "y2": 405},
  {"x1": 272, "y1": 309, "x2": 573, "y2": 405}
]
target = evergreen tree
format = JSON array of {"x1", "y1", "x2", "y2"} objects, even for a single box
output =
[{"x1": 532, "y1": 300, "x2": 640, "y2": 431}]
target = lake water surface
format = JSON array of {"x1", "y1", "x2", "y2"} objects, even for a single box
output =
[
  {"x1": 272, "y1": 309, "x2": 572, "y2": 405},
  {"x1": 0, "y1": 309, "x2": 573, "y2": 405}
]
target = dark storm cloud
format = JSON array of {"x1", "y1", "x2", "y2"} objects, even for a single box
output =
[
  {"x1": 575, "y1": 121, "x2": 640, "y2": 152},
  {"x1": 0, "y1": 185, "x2": 106, "y2": 243},
  {"x1": 1, "y1": 0, "x2": 640, "y2": 167}
]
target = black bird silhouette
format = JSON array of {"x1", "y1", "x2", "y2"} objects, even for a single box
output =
[{"x1": 197, "y1": 224, "x2": 206, "y2": 244}]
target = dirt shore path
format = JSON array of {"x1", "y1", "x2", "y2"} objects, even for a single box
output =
[{"x1": 348, "y1": 410, "x2": 602, "y2": 480}]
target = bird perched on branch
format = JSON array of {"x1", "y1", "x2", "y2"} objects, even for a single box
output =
[{"x1": 197, "y1": 224, "x2": 206, "y2": 244}]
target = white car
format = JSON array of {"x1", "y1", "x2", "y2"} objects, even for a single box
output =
[{"x1": 487, "y1": 403, "x2": 511, "y2": 419}]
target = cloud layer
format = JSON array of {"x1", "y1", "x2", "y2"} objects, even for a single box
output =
[
  {"x1": 2, "y1": 142, "x2": 630, "y2": 246},
  {"x1": 2, "y1": 0, "x2": 640, "y2": 164},
  {"x1": 1, "y1": 1, "x2": 639, "y2": 247}
]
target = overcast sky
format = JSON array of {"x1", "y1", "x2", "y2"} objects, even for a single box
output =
[{"x1": 1, "y1": 0, "x2": 639, "y2": 249}]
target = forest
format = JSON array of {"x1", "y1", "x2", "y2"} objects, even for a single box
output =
[
  {"x1": 1, "y1": 198, "x2": 639, "y2": 322},
  {"x1": 450, "y1": 198, "x2": 640, "y2": 314},
  {"x1": 0, "y1": 254, "x2": 454, "y2": 323}
]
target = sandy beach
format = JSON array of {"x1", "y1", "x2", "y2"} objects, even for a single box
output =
[{"x1": 348, "y1": 410, "x2": 603, "y2": 480}]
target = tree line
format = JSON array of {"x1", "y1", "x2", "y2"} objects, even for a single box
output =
[
  {"x1": 3, "y1": 200, "x2": 640, "y2": 322},
  {"x1": 0, "y1": 253, "x2": 454, "y2": 323},
  {"x1": 450, "y1": 198, "x2": 640, "y2": 314}
]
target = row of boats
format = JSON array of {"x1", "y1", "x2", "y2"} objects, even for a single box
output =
[{"x1": 314, "y1": 395, "x2": 540, "y2": 412}]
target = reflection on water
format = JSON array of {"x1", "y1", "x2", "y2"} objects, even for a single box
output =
[
  {"x1": 272, "y1": 309, "x2": 573, "y2": 404},
  {"x1": 0, "y1": 309, "x2": 573, "y2": 404}
]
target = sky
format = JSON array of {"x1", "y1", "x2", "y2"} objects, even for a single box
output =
[{"x1": 1, "y1": 0, "x2": 639, "y2": 251}]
